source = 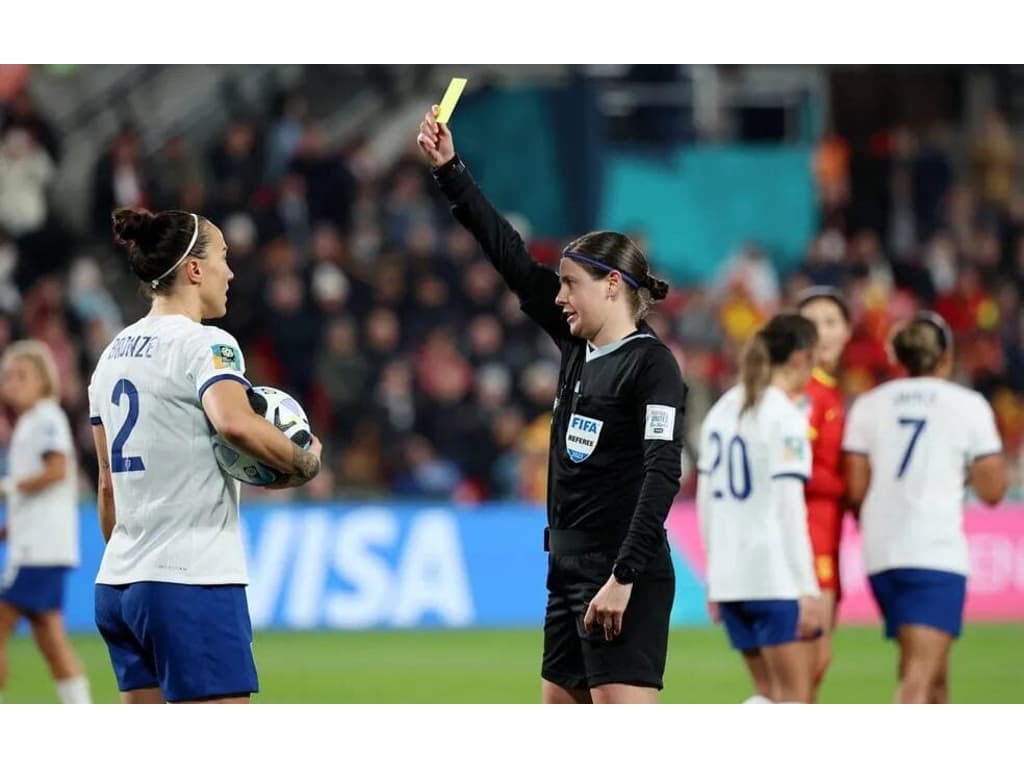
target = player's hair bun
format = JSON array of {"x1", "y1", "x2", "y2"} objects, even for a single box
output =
[{"x1": 112, "y1": 208, "x2": 160, "y2": 254}]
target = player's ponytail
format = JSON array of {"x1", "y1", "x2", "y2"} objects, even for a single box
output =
[
  {"x1": 562, "y1": 230, "x2": 670, "y2": 320},
  {"x1": 740, "y1": 313, "x2": 818, "y2": 416},
  {"x1": 112, "y1": 208, "x2": 207, "y2": 294},
  {"x1": 740, "y1": 332, "x2": 771, "y2": 416},
  {"x1": 892, "y1": 313, "x2": 950, "y2": 376}
]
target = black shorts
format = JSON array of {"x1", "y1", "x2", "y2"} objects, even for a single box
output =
[{"x1": 541, "y1": 539, "x2": 675, "y2": 691}]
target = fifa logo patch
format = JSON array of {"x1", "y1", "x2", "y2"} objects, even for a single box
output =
[
  {"x1": 566, "y1": 414, "x2": 604, "y2": 463},
  {"x1": 211, "y1": 344, "x2": 241, "y2": 371},
  {"x1": 783, "y1": 436, "x2": 805, "y2": 462}
]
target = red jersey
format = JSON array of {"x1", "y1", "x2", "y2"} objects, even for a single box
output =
[{"x1": 797, "y1": 368, "x2": 846, "y2": 592}]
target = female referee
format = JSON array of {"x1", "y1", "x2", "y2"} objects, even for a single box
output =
[
  {"x1": 418, "y1": 107, "x2": 686, "y2": 704},
  {"x1": 796, "y1": 286, "x2": 852, "y2": 699},
  {"x1": 698, "y1": 314, "x2": 825, "y2": 703},
  {"x1": 89, "y1": 208, "x2": 322, "y2": 704},
  {"x1": 843, "y1": 312, "x2": 1007, "y2": 704}
]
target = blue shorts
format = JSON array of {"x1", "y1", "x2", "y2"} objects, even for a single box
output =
[
  {"x1": 94, "y1": 582, "x2": 259, "y2": 702},
  {"x1": 719, "y1": 599, "x2": 801, "y2": 651},
  {"x1": 0, "y1": 566, "x2": 69, "y2": 615},
  {"x1": 868, "y1": 568, "x2": 967, "y2": 640}
]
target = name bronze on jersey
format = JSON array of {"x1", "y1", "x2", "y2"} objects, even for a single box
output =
[
  {"x1": 566, "y1": 414, "x2": 604, "y2": 463},
  {"x1": 106, "y1": 335, "x2": 158, "y2": 360}
]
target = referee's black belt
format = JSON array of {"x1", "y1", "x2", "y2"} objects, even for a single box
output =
[{"x1": 544, "y1": 527, "x2": 621, "y2": 556}]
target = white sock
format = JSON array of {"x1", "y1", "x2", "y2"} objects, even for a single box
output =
[
  {"x1": 743, "y1": 694, "x2": 774, "y2": 704},
  {"x1": 56, "y1": 675, "x2": 92, "y2": 704}
]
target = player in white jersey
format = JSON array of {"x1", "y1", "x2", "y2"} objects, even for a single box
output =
[
  {"x1": 0, "y1": 341, "x2": 91, "y2": 703},
  {"x1": 89, "y1": 208, "x2": 322, "y2": 704},
  {"x1": 843, "y1": 312, "x2": 1007, "y2": 704},
  {"x1": 697, "y1": 314, "x2": 825, "y2": 703}
]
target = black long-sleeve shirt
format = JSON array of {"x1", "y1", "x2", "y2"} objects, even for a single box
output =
[{"x1": 433, "y1": 155, "x2": 687, "y2": 573}]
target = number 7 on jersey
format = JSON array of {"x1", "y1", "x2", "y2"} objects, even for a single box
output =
[{"x1": 896, "y1": 417, "x2": 926, "y2": 479}]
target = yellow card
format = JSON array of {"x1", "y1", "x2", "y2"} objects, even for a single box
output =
[{"x1": 436, "y1": 77, "x2": 467, "y2": 124}]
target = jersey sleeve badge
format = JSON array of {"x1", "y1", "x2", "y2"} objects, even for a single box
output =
[
  {"x1": 783, "y1": 435, "x2": 806, "y2": 462},
  {"x1": 211, "y1": 344, "x2": 241, "y2": 371}
]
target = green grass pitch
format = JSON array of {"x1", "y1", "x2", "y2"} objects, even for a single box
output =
[{"x1": 6, "y1": 624, "x2": 1023, "y2": 703}]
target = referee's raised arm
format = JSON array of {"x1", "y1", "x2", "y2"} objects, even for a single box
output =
[{"x1": 417, "y1": 106, "x2": 568, "y2": 345}]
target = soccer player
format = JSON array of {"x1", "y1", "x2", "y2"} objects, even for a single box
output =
[
  {"x1": 843, "y1": 312, "x2": 1007, "y2": 704},
  {"x1": 796, "y1": 287, "x2": 852, "y2": 699},
  {"x1": 0, "y1": 341, "x2": 91, "y2": 704},
  {"x1": 698, "y1": 314, "x2": 825, "y2": 703},
  {"x1": 89, "y1": 208, "x2": 322, "y2": 703},
  {"x1": 419, "y1": 107, "x2": 686, "y2": 704}
]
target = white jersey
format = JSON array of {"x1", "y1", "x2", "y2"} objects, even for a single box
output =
[
  {"x1": 697, "y1": 385, "x2": 818, "y2": 601},
  {"x1": 2, "y1": 399, "x2": 78, "y2": 579},
  {"x1": 843, "y1": 377, "x2": 1002, "y2": 576},
  {"x1": 88, "y1": 314, "x2": 250, "y2": 585}
]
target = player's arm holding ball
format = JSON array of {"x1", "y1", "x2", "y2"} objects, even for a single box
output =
[
  {"x1": 196, "y1": 332, "x2": 322, "y2": 486},
  {"x1": 202, "y1": 381, "x2": 322, "y2": 485}
]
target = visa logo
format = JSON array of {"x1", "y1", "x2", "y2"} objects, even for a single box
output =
[{"x1": 243, "y1": 508, "x2": 474, "y2": 630}]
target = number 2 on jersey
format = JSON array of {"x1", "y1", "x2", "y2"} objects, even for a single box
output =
[
  {"x1": 896, "y1": 417, "x2": 926, "y2": 479},
  {"x1": 111, "y1": 378, "x2": 146, "y2": 473},
  {"x1": 708, "y1": 431, "x2": 752, "y2": 500}
]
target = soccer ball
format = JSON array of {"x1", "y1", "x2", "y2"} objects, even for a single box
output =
[{"x1": 212, "y1": 386, "x2": 313, "y2": 486}]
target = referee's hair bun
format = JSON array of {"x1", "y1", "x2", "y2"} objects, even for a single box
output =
[{"x1": 646, "y1": 275, "x2": 669, "y2": 301}]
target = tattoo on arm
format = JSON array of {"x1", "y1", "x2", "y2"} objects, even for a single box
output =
[{"x1": 291, "y1": 443, "x2": 320, "y2": 481}]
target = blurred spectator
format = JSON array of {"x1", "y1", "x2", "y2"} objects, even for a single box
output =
[
  {"x1": 0, "y1": 88, "x2": 59, "y2": 162},
  {"x1": 90, "y1": 125, "x2": 148, "y2": 239},
  {"x1": 288, "y1": 122, "x2": 356, "y2": 232},
  {"x1": 970, "y1": 111, "x2": 1017, "y2": 216},
  {"x1": 218, "y1": 212, "x2": 264, "y2": 342},
  {"x1": 209, "y1": 117, "x2": 263, "y2": 215},
  {"x1": 263, "y1": 271, "x2": 320, "y2": 401},
  {"x1": 0, "y1": 128, "x2": 54, "y2": 237},
  {"x1": 394, "y1": 435, "x2": 463, "y2": 499},
  {"x1": 151, "y1": 134, "x2": 205, "y2": 212},
  {"x1": 713, "y1": 243, "x2": 780, "y2": 313},
  {"x1": 265, "y1": 90, "x2": 308, "y2": 183},
  {"x1": 315, "y1": 315, "x2": 371, "y2": 439},
  {"x1": 67, "y1": 256, "x2": 122, "y2": 345}
]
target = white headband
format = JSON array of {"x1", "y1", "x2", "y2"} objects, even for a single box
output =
[{"x1": 151, "y1": 213, "x2": 200, "y2": 289}]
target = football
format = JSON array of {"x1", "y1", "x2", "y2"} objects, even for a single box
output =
[{"x1": 212, "y1": 385, "x2": 313, "y2": 486}]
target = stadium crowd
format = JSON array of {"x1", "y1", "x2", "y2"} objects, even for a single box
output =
[{"x1": 1, "y1": 73, "x2": 1023, "y2": 502}]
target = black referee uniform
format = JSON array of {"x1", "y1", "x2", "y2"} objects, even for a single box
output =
[{"x1": 433, "y1": 155, "x2": 686, "y2": 691}]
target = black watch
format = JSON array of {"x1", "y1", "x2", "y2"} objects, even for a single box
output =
[{"x1": 612, "y1": 562, "x2": 637, "y2": 585}]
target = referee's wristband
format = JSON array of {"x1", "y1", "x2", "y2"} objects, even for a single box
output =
[
  {"x1": 432, "y1": 154, "x2": 473, "y2": 198},
  {"x1": 612, "y1": 561, "x2": 637, "y2": 585}
]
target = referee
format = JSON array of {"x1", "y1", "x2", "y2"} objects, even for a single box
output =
[{"x1": 418, "y1": 106, "x2": 687, "y2": 704}]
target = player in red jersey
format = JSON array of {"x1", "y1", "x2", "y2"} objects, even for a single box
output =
[{"x1": 796, "y1": 287, "x2": 852, "y2": 701}]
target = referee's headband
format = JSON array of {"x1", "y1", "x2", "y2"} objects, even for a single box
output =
[{"x1": 562, "y1": 250, "x2": 642, "y2": 289}]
